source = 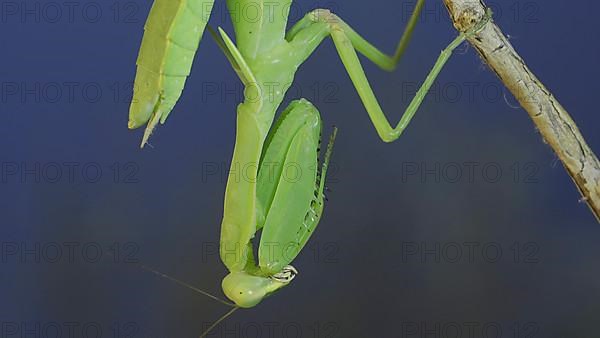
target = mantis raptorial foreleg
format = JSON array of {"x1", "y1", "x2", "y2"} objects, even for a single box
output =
[
  {"x1": 289, "y1": 8, "x2": 489, "y2": 143},
  {"x1": 221, "y1": 99, "x2": 337, "y2": 308}
]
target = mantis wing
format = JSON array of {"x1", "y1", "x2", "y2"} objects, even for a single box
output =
[{"x1": 129, "y1": 0, "x2": 215, "y2": 146}]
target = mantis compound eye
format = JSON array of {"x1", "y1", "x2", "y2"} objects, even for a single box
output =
[
  {"x1": 222, "y1": 272, "x2": 270, "y2": 308},
  {"x1": 222, "y1": 268, "x2": 298, "y2": 308}
]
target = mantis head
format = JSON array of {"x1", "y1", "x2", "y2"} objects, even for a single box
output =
[{"x1": 222, "y1": 266, "x2": 298, "y2": 308}]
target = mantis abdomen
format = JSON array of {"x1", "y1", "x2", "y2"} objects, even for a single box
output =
[{"x1": 129, "y1": 0, "x2": 214, "y2": 131}]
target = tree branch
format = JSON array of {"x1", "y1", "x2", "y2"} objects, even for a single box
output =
[{"x1": 443, "y1": 0, "x2": 600, "y2": 222}]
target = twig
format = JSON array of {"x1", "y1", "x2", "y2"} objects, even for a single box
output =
[{"x1": 443, "y1": 0, "x2": 600, "y2": 222}]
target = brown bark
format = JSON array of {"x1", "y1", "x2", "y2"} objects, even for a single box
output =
[{"x1": 442, "y1": 0, "x2": 600, "y2": 222}]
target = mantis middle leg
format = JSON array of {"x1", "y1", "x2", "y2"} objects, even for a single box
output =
[{"x1": 287, "y1": 7, "x2": 490, "y2": 143}]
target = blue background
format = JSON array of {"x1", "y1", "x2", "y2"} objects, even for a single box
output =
[{"x1": 1, "y1": 0, "x2": 599, "y2": 337}]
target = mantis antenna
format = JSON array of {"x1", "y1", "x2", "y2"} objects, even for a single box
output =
[
  {"x1": 137, "y1": 263, "x2": 244, "y2": 337},
  {"x1": 199, "y1": 307, "x2": 240, "y2": 338},
  {"x1": 140, "y1": 264, "x2": 243, "y2": 338},
  {"x1": 109, "y1": 253, "x2": 241, "y2": 337},
  {"x1": 135, "y1": 261, "x2": 235, "y2": 307}
]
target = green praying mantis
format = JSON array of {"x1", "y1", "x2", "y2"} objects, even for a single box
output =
[{"x1": 128, "y1": 0, "x2": 491, "y2": 315}]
